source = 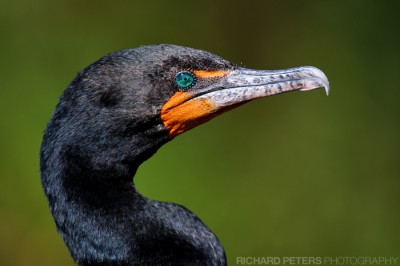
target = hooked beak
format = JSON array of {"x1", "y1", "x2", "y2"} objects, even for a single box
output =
[
  {"x1": 197, "y1": 66, "x2": 329, "y2": 105},
  {"x1": 161, "y1": 66, "x2": 329, "y2": 137}
]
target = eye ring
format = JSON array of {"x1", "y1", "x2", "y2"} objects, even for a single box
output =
[{"x1": 175, "y1": 71, "x2": 196, "y2": 90}]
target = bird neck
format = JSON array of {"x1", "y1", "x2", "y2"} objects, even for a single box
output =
[{"x1": 40, "y1": 136, "x2": 226, "y2": 265}]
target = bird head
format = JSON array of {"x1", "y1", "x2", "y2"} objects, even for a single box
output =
[{"x1": 43, "y1": 44, "x2": 329, "y2": 178}]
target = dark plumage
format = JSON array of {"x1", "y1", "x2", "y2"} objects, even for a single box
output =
[{"x1": 41, "y1": 44, "x2": 329, "y2": 265}]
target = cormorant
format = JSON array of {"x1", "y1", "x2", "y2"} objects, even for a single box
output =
[{"x1": 40, "y1": 44, "x2": 329, "y2": 266}]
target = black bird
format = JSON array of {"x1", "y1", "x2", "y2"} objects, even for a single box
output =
[{"x1": 40, "y1": 44, "x2": 329, "y2": 265}]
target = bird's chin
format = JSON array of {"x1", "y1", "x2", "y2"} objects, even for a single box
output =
[
  {"x1": 160, "y1": 91, "x2": 219, "y2": 138},
  {"x1": 161, "y1": 66, "x2": 329, "y2": 138}
]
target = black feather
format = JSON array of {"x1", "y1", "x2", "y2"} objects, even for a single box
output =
[{"x1": 41, "y1": 45, "x2": 232, "y2": 265}]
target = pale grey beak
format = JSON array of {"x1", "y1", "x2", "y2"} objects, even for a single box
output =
[{"x1": 195, "y1": 66, "x2": 329, "y2": 110}]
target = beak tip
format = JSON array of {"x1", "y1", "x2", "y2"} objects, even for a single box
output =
[
  {"x1": 324, "y1": 83, "x2": 330, "y2": 96},
  {"x1": 306, "y1": 66, "x2": 330, "y2": 96}
]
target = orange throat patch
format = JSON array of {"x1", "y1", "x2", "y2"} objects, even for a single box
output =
[{"x1": 161, "y1": 91, "x2": 217, "y2": 138}]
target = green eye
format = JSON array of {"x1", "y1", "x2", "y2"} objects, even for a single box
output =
[{"x1": 175, "y1": 71, "x2": 196, "y2": 89}]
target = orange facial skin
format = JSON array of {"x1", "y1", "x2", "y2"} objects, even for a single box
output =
[
  {"x1": 161, "y1": 70, "x2": 230, "y2": 138},
  {"x1": 192, "y1": 70, "x2": 229, "y2": 79},
  {"x1": 160, "y1": 92, "x2": 215, "y2": 137}
]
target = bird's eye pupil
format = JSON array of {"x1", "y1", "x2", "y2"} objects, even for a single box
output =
[{"x1": 175, "y1": 71, "x2": 196, "y2": 89}]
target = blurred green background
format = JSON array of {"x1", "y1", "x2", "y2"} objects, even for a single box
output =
[{"x1": 1, "y1": 0, "x2": 399, "y2": 265}]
